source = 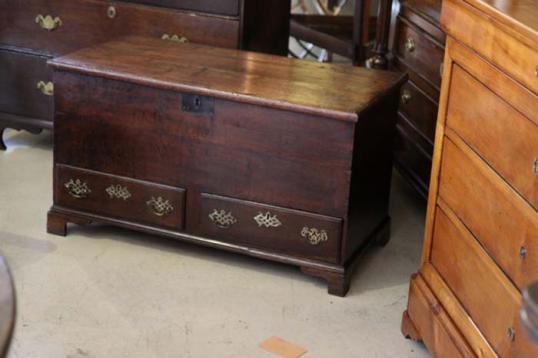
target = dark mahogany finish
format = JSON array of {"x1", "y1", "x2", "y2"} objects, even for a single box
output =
[
  {"x1": 47, "y1": 37, "x2": 406, "y2": 296},
  {"x1": 0, "y1": 0, "x2": 290, "y2": 150}
]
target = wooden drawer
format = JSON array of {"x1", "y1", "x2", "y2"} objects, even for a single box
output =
[
  {"x1": 123, "y1": 0, "x2": 240, "y2": 16},
  {"x1": 0, "y1": 0, "x2": 239, "y2": 56},
  {"x1": 438, "y1": 138, "x2": 538, "y2": 290},
  {"x1": 399, "y1": 80, "x2": 438, "y2": 144},
  {"x1": 446, "y1": 64, "x2": 538, "y2": 209},
  {"x1": 197, "y1": 193, "x2": 342, "y2": 263},
  {"x1": 431, "y1": 206, "x2": 537, "y2": 357},
  {"x1": 0, "y1": 48, "x2": 52, "y2": 120},
  {"x1": 55, "y1": 165, "x2": 186, "y2": 231},
  {"x1": 395, "y1": 18, "x2": 444, "y2": 89}
]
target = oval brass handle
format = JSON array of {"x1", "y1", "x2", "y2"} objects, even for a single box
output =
[
  {"x1": 37, "y1": 81, "x2": 54, "y2": 96},
  {"x1": 208, "y1": 209, "x2": 237, "y2": 229},
  {"x1": 65, "y1": 179, "x2": 91, "y2": 199},
  {"x1": 301, "y1": 227, "x2": 328, "y2": 246},
  {"x1": 35, "y1": 14, "x2": 62, "y2": 31},
  {"x1": 146, "y1": 197, "x2": 174, "y2": 217},
  {"x1": 107, "y1": 6, "x2": 117, "y2": 19},
  {"x1": 401, "y1": 90, "x2": 412, "y2": 104},
  {"x1": 405, "y1": 37, "x2": 415, "y2": 52},
  {"x1": 161, "y1": 34, "x2": 189, "y2": 43}
]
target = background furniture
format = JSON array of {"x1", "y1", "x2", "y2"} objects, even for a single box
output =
[
  {"x1": 402, "y1": 0, "x2": 537, "y2": 355},
  {"x1": 47, "y1": 36, "x2": 405, "y2": 296},
  {"x1": 0, "y1": 0, "x2": 291, "y2": 150},
  {"x1": 0, "y1": 253, "x2": 15, "y2": 358},
  {"x1": 522, "y1": 282, "x2": 538, "y2": 346}
]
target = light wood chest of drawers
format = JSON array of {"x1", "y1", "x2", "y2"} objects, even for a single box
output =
[{"x1": 401, "y1": 0, "x2": 538, "y2": 356}]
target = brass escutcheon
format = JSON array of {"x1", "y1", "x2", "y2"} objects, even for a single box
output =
[{"x1": 35, "y1": 14, "x2": 62, "y2": 31}]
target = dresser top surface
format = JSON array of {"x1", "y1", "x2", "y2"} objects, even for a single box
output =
[{"x1": 49, "y1": 36, "x2": 406, "y2": 122}]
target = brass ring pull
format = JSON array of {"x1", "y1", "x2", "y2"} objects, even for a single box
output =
[
  {"x1": 107, "y1": 6, "x2": 117, "y2": 19},
  {"x1": 35, "y1": 15, "x2": 62, "y2": 31},
  {"x1": 301, "y1": 227, "x2": 328, "y2": 246},
  {"x1": 146, "y1": 197, "x2": 174, "y2": 217},
  {"x1": 209, "y1": 209, "x2": 237, "y2": 229},
  {"x1": 405, "y1": 37, "x2": 416, "y2": 52},
  {"x1": 161, "y1": 34, "x2": 189, "y2": 43},
  {"x1": 65, "y1": 179, "x2": 91, "y2": 199},
  {"x1": 37, "y1": 81, "x2": 54, "y2": 96}
]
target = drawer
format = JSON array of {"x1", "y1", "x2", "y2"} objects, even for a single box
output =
[
  {"x1": 197, "y1": 193, "x2": 342, "y2": 263},
  {"x1": 431, "y1": 206, "x2": 537, "y2": 357},
  {"x1": 398, "y1": 80, "x2": 438, "y2": 144},
  {"x1": 395, "y1": 18, "x2": 444, "y2": 89},
  {"x1": 55, "y1": 165, "x2": 186, "y2": 231},
  {"x1": 122, "y1": 0, "x2": 240, "y2": 16},
  {"x1": 439, "y1": 138, "x2": 538, "y2": 290},
  {"x1": 446, "y1": 64, "x2": 538, "y2": 209},
  {"x1": 0, "y1": 0, "x2": 240, "y2": 56},
  {"x1": 0, "y1": 48, "x2": 53, "y2": 120}
]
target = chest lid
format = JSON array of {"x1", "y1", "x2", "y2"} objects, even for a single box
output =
[{"x1": 49, "y1": 36, "x2": 406, "y2": 122}]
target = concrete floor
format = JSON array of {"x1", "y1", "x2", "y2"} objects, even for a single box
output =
[{"x1": 0, "y1": 129, "x2": 429, "y2": 358}]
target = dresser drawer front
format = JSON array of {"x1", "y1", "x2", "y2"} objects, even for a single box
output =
[
  {"x1": 395, "y1": 19, "x2": 444, "y2": 89},
  {"x1": 439, "y1": 139, "x2": 538, "y2": 290},
  {"x1": 123, "y1": 0, "x2": 240, "y2": 16},
  {"x1": 55, "y1": 165, "x2": 186, "y2": 230},
  {"x1": 198, "y1": 193, "x2": 342, "y2": 263},
  {"x1": 399, "y1": 80, "x2": 438, "y2": 144},
  {"x1": 0, "y1": 49, "x2": 53, "y2": 120},
  {"x1": 446, "y1": 64, "x2": 538, "y2": 209}
]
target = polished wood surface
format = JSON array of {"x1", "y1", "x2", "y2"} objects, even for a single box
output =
[
  {"x1": 48, "y1": 36, "x2": 405, "y2": 296},
  {"x1": 0, "y1": 254, "x2": 15, "y2": 358},
  {"x1": 402, "y1": 0, "x2": 538, "y2": 356},
  {"x1": 124, "y1": 0, "x2": 241, "y2": 16}
]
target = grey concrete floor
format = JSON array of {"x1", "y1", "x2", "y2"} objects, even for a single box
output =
[{"x1": 1, "y1": 129, "x2": 429, "y2": 358}]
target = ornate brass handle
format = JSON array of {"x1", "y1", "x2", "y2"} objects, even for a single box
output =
[
  {"x1": 35, "y1": 15, "x2": 62, "y2": 31},
  {"x1": 146, "y1": 197, "x2": 174, "y2": 217},
  {"x1": 405, "y1": 37, "x2": 416, "y2": 52},
  {"x1": 65, "y1": 179, "x2": 91, "y2": 199},
  {"x1": 36, "y1": 81, "x2": 54, "y2": 96},
  {"x1": 301, "y1": 227, "x2": 328, "y2": 246},
  {"x1": 106, "y1": 185, "x2": 131, "y2": 200},
  {"x1": 254, "y1": 212, "x2": 282, "y2": 228},
  {"x1": 209, "y1": 209, "x2": 237, "y2": 229},
  {"x1": 401, "y1": 90, "x2": 411, "y2": 104},
  {"x1": 161, "y1": 34, "x2": 189, "y2": 43}
]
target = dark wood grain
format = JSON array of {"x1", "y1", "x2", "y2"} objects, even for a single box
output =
[
  {"x1": 123, "y1": 0, "x2": 240, "y2": 16},
  {"x1": 0, "y1": 254, "x2": 15, "y2": 358}
]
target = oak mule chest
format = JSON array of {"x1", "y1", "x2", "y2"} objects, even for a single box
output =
[{"x1": 47, "y1": 37, "x2": 406, "y2": 296}]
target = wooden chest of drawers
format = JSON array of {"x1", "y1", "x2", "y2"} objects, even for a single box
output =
[
  {"x1": 46, "y1": 36, "x2": 406, "y2": 296},
  {"x1": 0, "y1": 0, "x2": 290, "y2": 150},
  {"x1": 402, "y1": 0, "x2": 538, "y2": 355}
]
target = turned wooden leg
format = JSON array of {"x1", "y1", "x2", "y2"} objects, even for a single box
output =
[
  {"x1": 47, "y1": 211, "x2": 68, "y2": 236},
  {"x1": 0, "y1": 127, "x2": 6, "y2": 151},
  {"x1": 301, "y1": 266, "x2": 350, "y2": 297},
  {"x1": 401, "y1": 310, "x2": 422, "y2": 341}
]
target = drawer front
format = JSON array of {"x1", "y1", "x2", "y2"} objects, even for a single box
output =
[
  {"x1": 395, "y1": 19, "x2": 444, "y2": 89},
  {"x1": 0, "y1": 49, "x2": 52, "y2": 120},
  {"x1": 399, "y1": 80, "x2": 438, "y2": 144},
  {"x1": 446, "y1": 64, "x2": 537, "y2": 209},
  {"x1": 55, "y1": 165, "x2": 186, "y2": 230},
  {"x1": 197, "y1": 193, "x2": 342, "y2": 263},
  {"x1": 431, "y1": 206, "x2": 538, "y2": 357},
  {"x1": 439, "y1": 139, "x2": 538, "y2": 290},
  {"x1": 0, "y1": 0, "x2": 239, "y2": 56},
  {"x1": 122, "y1": 0, "x2": 240, "y2": 16}
]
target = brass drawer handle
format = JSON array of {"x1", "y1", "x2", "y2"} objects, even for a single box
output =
[
  {"x1": 37, "y1": 81, "x2": 54, "y2": 96},
  {"x1": 401, "y1": 90, "x2": 411, "y2": 104},
  {"x1": 520, "y1": 246, "x2": 528, "y2": 260},
  {"x1": 161, "y1": 34, "x2": 189, "y2": 43},
  {"x1": 107, "y1": 6, "x2": 117, "y2": 19},
  {"x1": 534, "y1": 159, "x2": 538, "y2": 175},
  {"x1": 404, "y1": 37, "x2": 415, "y2": 52},
  {"x1": 209, "y1": 209, "x2": 237, "y2": 229},
  {"x1": 146, "y1": 196, "x2": 174, "y2": 217},
  {"x1": 254, "y1": 212, "x2": 282, "y2": 228},
  {"x1": 65, "y1": 179, "x2": 91, "y2": 199},
  {"x1": 507, "y1": 327, "x2": 516, "y2": 341},
  {"x1": 35, "y1": 15, "x2": 62, "y2": 31},
  {"x1": 535, "y1": 66, "x2": 538, "y2": 78},
  {"x1": 301, "y1": 227, "x2": 328, "y2": 246},
  {"x1": 106, "y1": 185, "x2": 131, "y2": 200}
]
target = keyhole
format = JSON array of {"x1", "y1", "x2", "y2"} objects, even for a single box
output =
[{"x1": 194, "y1": 96, "x2": 201, "y2": 108}]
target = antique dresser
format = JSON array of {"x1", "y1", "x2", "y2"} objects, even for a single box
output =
[
  {"x1": 0, "y1": 0, "x2": 290, "y2": 150},
  {"x1": 402, "y1": 0, "x2": 538, "y2": 356},
  {"x1": 391, "y1": 0, "x2": 445, "y2": 198},
  {"x1": 47, "y1": 36, "x2": 406, "y2": 296}
]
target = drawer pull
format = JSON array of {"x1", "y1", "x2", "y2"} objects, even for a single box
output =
[
  {"x1": 520, "y1": 246, "x2": 528, "y2": 259},
  {"x1": 535, "y1": 66, "x2": 538, "y2": 78},
  {"x1": 507, "y1": 327, "x2": 516, "y2": 341},
  {"x1": 534, "y1": 159, "x2": 538, "y2": 174},
  {"x1": 209, "y1": 209, "x2": 237, "y2": 229},
  {"x1": 105, "y1": 185, "x2": 131, "y2": 200},
  {"x1": 161, "y1": 34, "x2": 189, "y2": 43},
  {"x1": 65, "y1": 179, "x2": 91, "y2": 199},
  {"x1": 254, "y1": 212, "x2": 282, "y2": 228},
  {"x1": 36, "y1": 81, "x2": 54, "y2": 96},
  {"x1": 405, "y1": 37, "x2": 415, "y2": 52},
  {"x1": 107, "y1": 6, "x2": 117, "y2": 19},
  {"x1": 146, "y1": 197, "x2": 174, "y2": 217},
  {"x1": 301, "y1": 227, "x2": 328, "y2": 246},
  {"x1": 35, "y1": 15, "x2": 62, "y2": 31},
  {"x1": 401, "y1": 90, "x2": 412, "y2": 104}
]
